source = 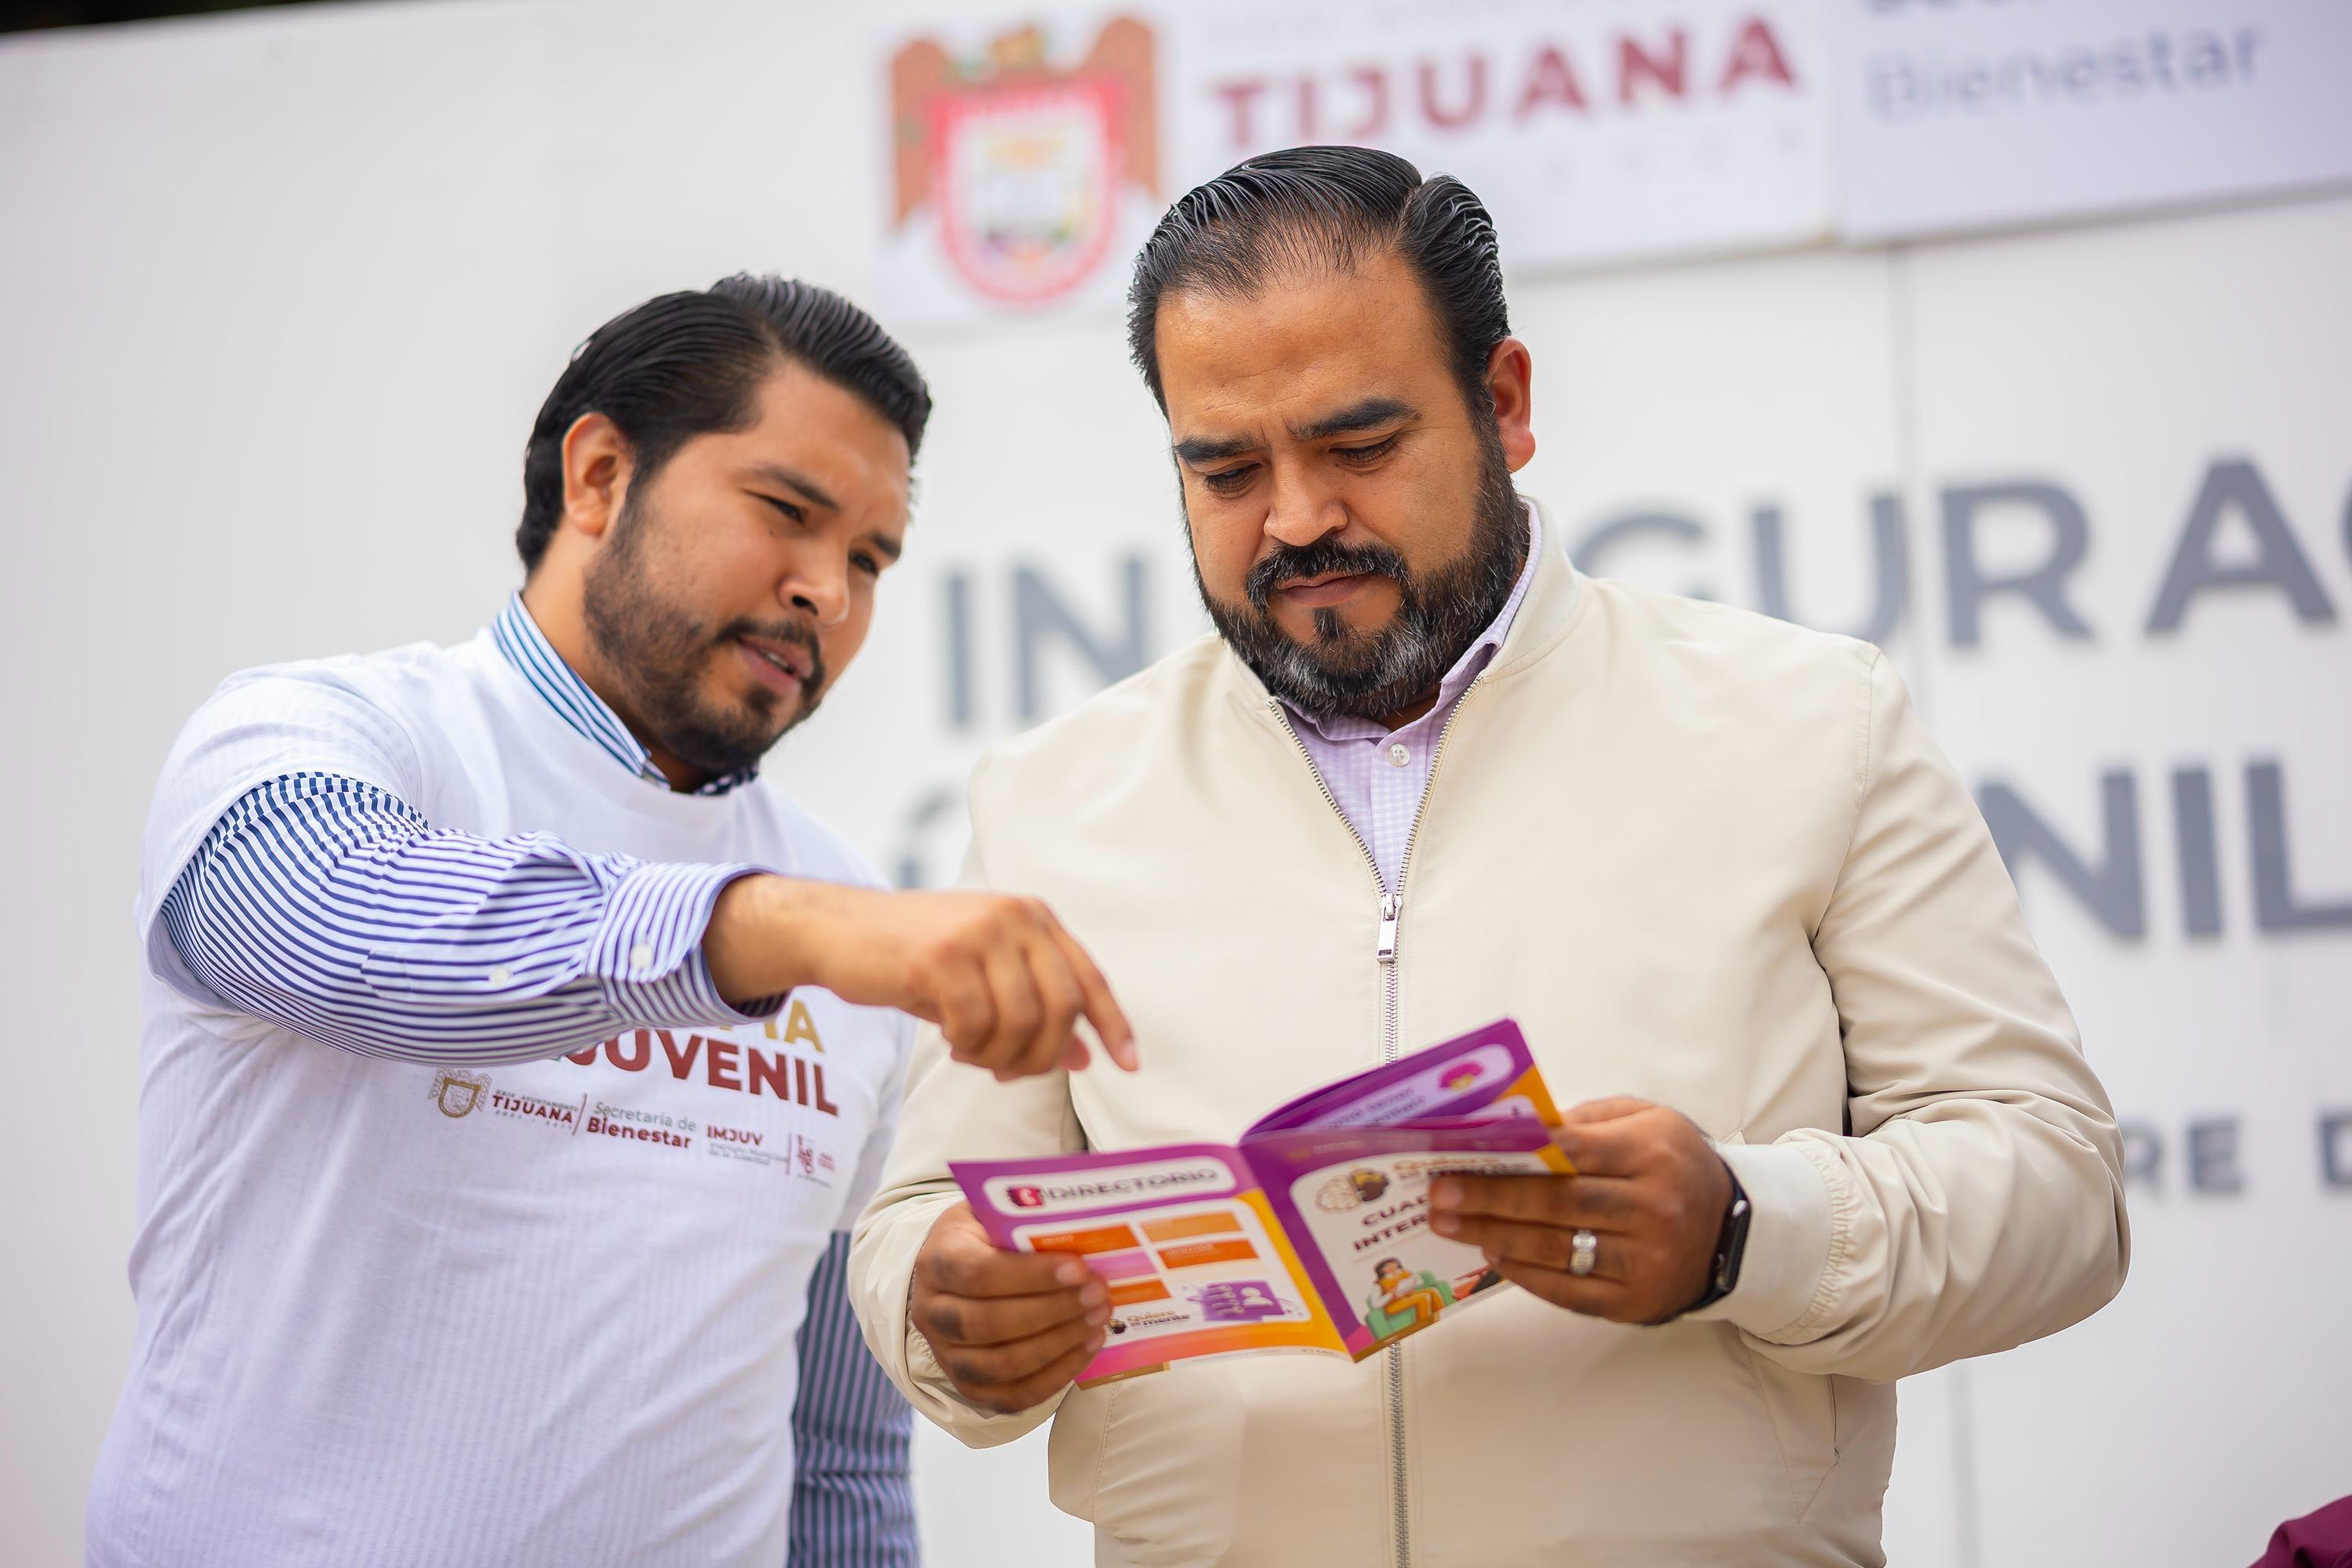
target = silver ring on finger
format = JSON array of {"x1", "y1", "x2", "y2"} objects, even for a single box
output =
[{"x1": 1568, "y1": 1229, "x2": 1599, "y2": 1278}]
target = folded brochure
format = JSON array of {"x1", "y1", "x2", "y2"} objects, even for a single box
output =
[{"x1": 951, "y1": 1018, "x2": 1571, "y2": 1385}]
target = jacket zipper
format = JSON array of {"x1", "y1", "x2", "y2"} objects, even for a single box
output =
[{"x1": 1266, "y1": 672, "x2": 1490, "y2": 1568}]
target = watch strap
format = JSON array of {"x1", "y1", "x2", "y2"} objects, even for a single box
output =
[{"x1": 1681, "y1": 1166, "x2": 1752, "y2": 1315}]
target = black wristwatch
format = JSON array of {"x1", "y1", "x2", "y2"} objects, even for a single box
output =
[{"x1": 1680, "y1": 1165, "x2": 1752, "y2": 1315}]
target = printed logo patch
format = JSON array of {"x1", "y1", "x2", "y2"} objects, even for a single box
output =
[{"x1": 429, "y1": 1069, "x2": 489, "y2": 1119}]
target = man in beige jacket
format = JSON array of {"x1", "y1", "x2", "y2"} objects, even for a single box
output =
[{"x1": 851, "y1": 147, "x2": 2129, "y2": 1566}]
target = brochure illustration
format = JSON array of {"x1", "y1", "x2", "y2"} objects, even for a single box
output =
[{"x1": 951, "y1": 1018, "x2": 1570, "y2": 1385}]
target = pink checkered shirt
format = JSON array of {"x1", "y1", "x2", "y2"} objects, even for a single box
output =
[{"x1": 1284, "y1": 504, "x2": 1541, "y2": 894}]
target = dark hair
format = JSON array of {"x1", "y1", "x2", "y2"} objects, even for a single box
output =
[
  {"x1": 516, "y1": 274, "x2": 931, "y2": 571},
  {"x1": 1125, "y1": 146, "x2": 1509, "y2": 412}
]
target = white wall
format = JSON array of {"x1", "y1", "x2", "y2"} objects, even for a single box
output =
[{"x1": 2, "y1": 2, "x2": 2346, "y2": 1565}]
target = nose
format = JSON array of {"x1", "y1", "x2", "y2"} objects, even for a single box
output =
[
  {"x1": 1263, "y1": 459, "x2": 1347, "y2": 550},
  {"x1": 779, "y1": 552, "x2": 850, "y2": 630}
]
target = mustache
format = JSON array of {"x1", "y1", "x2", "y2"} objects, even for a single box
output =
[
  {"x1": 716, "y1": 615, "x2": 826, "y2": 691},
  {"x1": 1244, "y1": 538, "x2": 1411, "y2": 612}
]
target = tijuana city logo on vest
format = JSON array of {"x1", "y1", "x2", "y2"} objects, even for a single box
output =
[
  {"x1": 888, "y1": 17, "x2": 1160, "y2": 305},
  {"x1": 429, "y1": 1069, "x2": 488, "y2": 1118},
  {"x1": 428, "y1": 1068, "x2": 583, "y2": 1129}
]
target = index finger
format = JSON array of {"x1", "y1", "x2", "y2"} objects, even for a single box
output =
[
  {"x1": 1548, "y1": 1119, "x2": 1649, "y2": 1178},
  {"x1": 926, "y1": 1230, "x2": 1098, "y2": 1299},
  {"x1": 1051, "y1": 925, "x2": 1137, "y2": 1072},
  {"x1": 924, "y1": 1277, "x2": 1104, "y2": 1348},
  {"x1": 1557, "y1": 1095, "x2": 1655, "y2": 1126},
  {"x1": 1430, "y1": 1171, "x2": 1588, "y2": 1223}
]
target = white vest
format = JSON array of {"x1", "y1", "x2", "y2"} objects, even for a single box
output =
[{"x1": 89, "y1": 628, "x2": 909, "y2": 1568}]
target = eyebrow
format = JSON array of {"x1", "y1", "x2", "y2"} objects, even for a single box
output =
[
  {"x1": 1171, "y1": 395, "x2": 1419, "y2": 466},
  {"x1": 1291, "y1": 396, "x2": 1417, "y2": 444},
  {"x1": 746, "y1": 462, "x2": 841, "y2": 514},
  {"x1": 1171, "y1": 433, "x2": 1255, "y2": 466}
]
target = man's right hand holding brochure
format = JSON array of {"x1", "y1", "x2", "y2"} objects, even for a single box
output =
[
  {"x1": 911, "y1": 1206, "x2": 1112, "y2": 1415},
  {"x1": 1429, "y1": 1098, "x2": 1740, "y2": 1327}
]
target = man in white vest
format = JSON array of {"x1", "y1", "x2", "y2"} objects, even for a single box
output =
[
  {"x1": 850, "y1": 151, "x2": 2129, "y2": 1566},
  {"x1": 88, "y1": 276, "x2": 1131, "y2": 1568}
]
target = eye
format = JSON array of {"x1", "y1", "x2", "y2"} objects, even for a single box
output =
[
  {"x1": 1201, "y1": 463, "x2": 1258, "y2": 496},
  {"x1": 1334, "y1": 434, "x2": 1401, "y2": 465},
  {"x1": 758, "y1": 494, "x2": 805, "y2": 524},
  {"x1": 851, "y1": 552, "x2": 881, "y2": 577}
]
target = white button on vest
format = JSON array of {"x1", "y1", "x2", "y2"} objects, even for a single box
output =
[
  {"x1": 630, "y1": 942, "x2": 655, "y2": 971},
  {"x1": 1388, "y1": 742, "x2": 1410, "y2": 767},
  {"x1": 487, "y1": 966, "x2": 512, "y2": 987}
]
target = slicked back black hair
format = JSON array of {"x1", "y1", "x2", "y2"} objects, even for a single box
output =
[
  {"x1": 516, "y1": 274, "x2": 930, "y2": 572},
  {"x1": 1125, "y1": 146, "x2": 1510, "y2": 413}
]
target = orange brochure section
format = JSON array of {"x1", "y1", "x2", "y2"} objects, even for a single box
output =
[
  {"x1": 1029, "y1": 1224, "x2": 1140, "y2": 1256},
  {"x1": 1156, "y1": 1237, "x2": 1258, "y2": 1269},
  {"x1": 1108, "y1": 1278, "x2": 1172, "y2": 1306},
  {"x1": 1140, "y1": 1212, "x2": 1243, "y2": 1243}
]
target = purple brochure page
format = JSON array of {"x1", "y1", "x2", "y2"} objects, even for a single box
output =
[
  {"x1": 1238, "y1": 1116, "x2": 1570, "y2": 1359},
  {"x1": 1244, "y1": 1018, "x2": 1554, "y2": 1136}
]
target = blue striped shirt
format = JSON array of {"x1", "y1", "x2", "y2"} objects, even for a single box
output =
[
  {"x1": 158, "y1": 595, "x2": 918, "y2": 1567},
  {"x1": 488, "y1": 593, "x2": 760, "y2": 797}
]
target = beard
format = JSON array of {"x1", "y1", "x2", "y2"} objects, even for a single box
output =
[
  {"x1": 1193, "y1": 418, "x2": 1527, "y2": 721},
  {"x1": 580, "y1": 487, "x2": 827, "y2": 780}
]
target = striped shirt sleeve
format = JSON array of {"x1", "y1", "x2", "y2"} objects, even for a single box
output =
[
  {"x1": 789, "y1": 1231, "x2": 919, "y2": 1568},
  {"x1": 161, "y1": 771, "x2": 782, "y2": 1065}
]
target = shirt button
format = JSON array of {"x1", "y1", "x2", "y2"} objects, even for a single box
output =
[
  {"x1": 488, "y1": 966, "x2": 512, "y2": 987},
  {"x1": 1388, "y1": 742, "x2": 1410, "y2": 767},
  {"x1": 630, "y1": 943, "x2": 655, "y2": 972}
]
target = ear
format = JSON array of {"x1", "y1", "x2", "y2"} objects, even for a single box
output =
[
  {"x1": 560, "y1": 412, "x2": 634, "y2": 543},
  {"x1": 1483, "y1": 339, "x2": 1536, "y2": 474}
]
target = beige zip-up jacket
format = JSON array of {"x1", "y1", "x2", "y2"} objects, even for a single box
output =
[{"x1": 851, "y1": 515, "x2": 2129, "y2": 1567}]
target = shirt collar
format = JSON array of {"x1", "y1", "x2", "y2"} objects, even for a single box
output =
[
  {"x1": 1290, "y1": 502, "x2": 1544, "y2": 743},
  {"x1": 492, "y1": 593, "x2": 757, "y2": 797}
]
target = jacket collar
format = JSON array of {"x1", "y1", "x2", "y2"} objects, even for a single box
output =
[{"x1": 1481, "y1": 496, "x2": 1589, "y2": 681}]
